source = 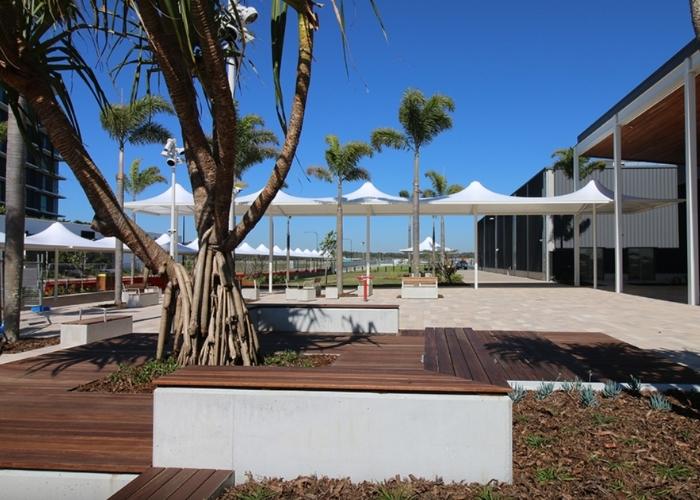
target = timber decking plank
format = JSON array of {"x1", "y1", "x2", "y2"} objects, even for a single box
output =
[
  {"x1": 443, "y1": 328, "x2": 473, "y2": 380},
  {"x1": 422, "y1": 327, "x2": 438, "y2": 371},
  {"x1": 186, "y1": 470, "x2": 235, "y2": 500},
  {"x1": 454, "y1": 328, "x2": 490, "y2": 383},
  {"x1": 108, "y1": 467, "x2": 165, "y2": 500},
  {"x1": 147, "y1": 468, "x2": 200, "y2": 499},
  {"x1": 434, "y1": 329, "x2": 454, "y2": 376},
  {"x1": 128, "y1": 467, "x2": 182, "y2": 500},
  {"x1": 462, "y1": 329, "x2": 510, "y2": 387},
  {"x1": 166, "y1": 469, "x2": 217, "y2": 500}
]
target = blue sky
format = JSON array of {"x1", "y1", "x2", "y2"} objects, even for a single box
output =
[{"x1": 59, "y1": 0, "x2": 694, "y2": 252}]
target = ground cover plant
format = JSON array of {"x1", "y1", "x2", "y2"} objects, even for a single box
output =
[
  {"x1": 78, "y1": 350, "x2": 336, "y2": 393},
  {"x1": 219, "y1": 390, "x2": 700, "y2": 499}
]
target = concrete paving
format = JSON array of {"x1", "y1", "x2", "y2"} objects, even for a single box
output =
[{"x1": 8, "y1": 271, "x2": 700, "y2": 371}]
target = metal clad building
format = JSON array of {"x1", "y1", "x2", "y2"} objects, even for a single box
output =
[{"x1": 478, "y1": 164, "x2": 684, "y2": 285}]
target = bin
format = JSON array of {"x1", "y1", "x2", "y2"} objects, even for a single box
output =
[{"x1": 97, "y1": 273, "x2": 115, "y2": 291}]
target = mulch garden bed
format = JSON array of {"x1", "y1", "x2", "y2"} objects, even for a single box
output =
[
  {"x1": 0, "y1": 336, "x2": 59, "y2": 355},
  {"x1": 220, "y1": 390, "x2": 700, "y2": 499},
  {"x1": 76, "y1": 351, "x2": 337, "y2": 393}
]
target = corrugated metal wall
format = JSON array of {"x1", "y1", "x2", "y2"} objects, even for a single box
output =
[{"x1": 553, "y1": 165, "x2": 679, "y2": 248}]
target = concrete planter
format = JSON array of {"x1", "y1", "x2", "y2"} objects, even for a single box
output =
[
  {"x1": 249, "y1": 304, "x2": 399, "y2": 334},
  {"x1": 153, "y1": 388, "x2": 512, "y2": 484},
  {"x1": 324, "y1": 287, "x2": 339, "y2": 299},
  {"x1": 60, "y1": 315, "x2": 132, "y2": 347}
]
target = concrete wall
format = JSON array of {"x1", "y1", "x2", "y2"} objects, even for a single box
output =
[
  {"x1": 153, "y1": 388, "x2": 512, "y2": 484},
  {"x1": 250, "y1": 306, "x2": 399, "y2": 334},
  {"x1": 0, "y1": 469, "x2": 136, "y2": 500}
]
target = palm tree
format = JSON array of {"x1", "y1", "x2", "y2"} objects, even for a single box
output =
[
  {"x1": 2, "y1": 96, "x2": 27, "y2": 344},
  {"x1": 124, "y1": 158, "x2": 167, "y2": 280},
  {"x1": 372, "y1": 89, "x2": 455, "y2": 275},
  {"x1": 424, "y1": 171, "x2": 463, "y2": 265},
  {"x1": 307, "y1": 135, "x2": 373, "y2": 296},
  {"x1": 551, "y1": 147, "x2": 606, "y2": 180},
  {"x1": 99, "y1": 95, "x2": 173, "y2": 305}
]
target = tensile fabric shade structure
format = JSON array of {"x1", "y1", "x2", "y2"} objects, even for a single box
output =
[
  {"x1": 124, "y1": 183, "x2": 195, "y2": 215},
  {"x1": 400, "y1": 236, "x2": 453, "y2": 253},
  {"x1": 24, "y1": 222, "x2": 108, "y2": 252}
]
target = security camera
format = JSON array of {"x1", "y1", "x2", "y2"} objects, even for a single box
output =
[
  {"x1": 237, "y1": 5, "x2": 258, "y2": 24},
  {"x1": 161, "y1": 138, "x2": 184, "y2": 166}
]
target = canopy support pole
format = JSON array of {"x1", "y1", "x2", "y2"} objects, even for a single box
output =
[
  {"x1": 286, "y1": 217, "x2": 291, "y2": 284},
  {"x1": 169, "y1": 166, "x2": 178, "y2": 259},
  {"x1": 685, "y1": 60, "x2": 699, "y2": 305},
  {"x1": 366, "y1": 213, "x2": 371, "y2": 278},
  {"x1": 268, "y1": 215, "x2": 274, "y2": 293},
  {"x1": 613, "y1": 121, "x2": 624, "y2": 294},
  {"x1": 592, "y1": 205, "x2": 598, "y2": 289},
  {"x1": 473, "y1": 214, "x2": 479, "y2": 290},
  {"x1": 573, "y1": 151, "x2": 580, "y2": 286},
  {"x1": 54, "y1": 249, "x2": 59, "y2": 297}
]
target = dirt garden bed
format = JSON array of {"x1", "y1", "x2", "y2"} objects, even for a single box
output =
[
  {"x1": 76, "y1": 350, "x2": 337, "y2": 393},
  {"x1": 220, "y1": 389, "x2": 700, "y2": 499},
  {"x1": 0, "y1": 336, "x2": 59, "y2": 355}
]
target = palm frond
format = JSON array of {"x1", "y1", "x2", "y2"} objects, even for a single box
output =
[
  {"x1": 398, "y1": 189, "x2": 410, "y2": 199},
  {"x1": 424, "y1": 170, "x2": 448, "y2": 196},
  {"x1": 447, "y1": 183, "x2": 464, "y2": 195},
  {"x1": 306, "y1": 166, "x2": 333, "y2": 183},
  {"x1": 421, "y1": 188, "x2": 436, "y2": 198},
  {"x1": 370, "y1": 127, "x2": 408, "y2": 151},
  {"x1": 0, "y1": 122, "x2": 7, "y2": 143},
  {"x1": 344, "y1": 166, "x2": 370, "y2": 182},
  {"x1": 128, "y1": 122, "x2": 172, "y2": 145}
]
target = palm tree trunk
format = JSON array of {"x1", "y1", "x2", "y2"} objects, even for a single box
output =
[
  {"x1": 336, "y1": 180, "x2": 343, "y2": 296},
  {"x1": 440, "y1": 216, "x2": 446, "y2": 265},
  {"x1": 130, "y1": 206, "x2": 136, "y2": 283},
  {"x1": 3, "y1": 96, "x2": 27, "y2": 343},
  {"x1": 412, "y1": 149, "x2": 420, "y2": 276},
  {"x1": 114, "y1": 146, "x2": 124, "y2": 305}
]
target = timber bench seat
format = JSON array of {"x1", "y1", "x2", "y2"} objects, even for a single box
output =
[
  {"x1": 60, "y1": 314, "x2": 133, "y2": 346},
  {"x1": 401, "y1": 276, "x2": 439, "y2": 299},
  {"x1": 156, "y1": 365, "x2": 510, "y2": 395},
  {"x1": 109, "y1": 467, "x2": 233, "y2": 500}
]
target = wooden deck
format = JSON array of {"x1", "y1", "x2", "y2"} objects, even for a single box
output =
[
  {"x1": 0, "y1": 328, "x2": 697, "y2": 476},
  {"x1": 109, "y1": 467, "x2": 233, "y2": 500}
]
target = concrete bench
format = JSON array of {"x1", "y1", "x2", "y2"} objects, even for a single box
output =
[
  {"x1": 60, "y1": 314, "x2": 133, "y2": 347},
  {"x1": 241, "y1": 280, "x2": 259, "y2": 301},
  {"x1": 122, "y1": 289, "x2": 160, "y2": 308},
  {"x1": 401, "y1": 277, "x2": 439, "y2": 299},
  {"x1": 285, "y1": 287, "x2": 315, "y2": 302}
]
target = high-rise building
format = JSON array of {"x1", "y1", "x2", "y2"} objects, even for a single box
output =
[{"x1": 0, "y1": 86, "x2": 64, "y2": 219}]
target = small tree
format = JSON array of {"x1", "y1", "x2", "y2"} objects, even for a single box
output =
[
  {"x1": 99, "y1": 95, "x2": 174, "y2": 305},
  {"x1": 124, "y1": 159, "x2": 167, "y2": 279},
  {"x1": 424, "y1": 170, "x2": 463, "y2": 265},
  {"x1": 307, "y1": 135, "x2": 373, "y2": 295},
  {"x1": 372, "y1": 89, "x2": 455, "y2": 275},
  {"x1": 551, "y1": 147, "x2": 606, "y2": 180},
  {"x1": 319, "y1": 230, "x2": 337, "y2": 286}
]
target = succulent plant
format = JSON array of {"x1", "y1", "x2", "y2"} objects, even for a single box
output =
[
  {"x1": 561, "y1": 378, "x2": 582, "y2": 394},
  {"x1": 509, "y1": 384, "x2": 526, "y2": 403},
  {"x1": 602, "y1": 380, "x2": 622, "y2": 399},
  {"x1": 535, "y1": 381, "x2": 555, "y2": 400},
  {"x1": 649, "y1": 392, "x2": 672, "y2": 411},
  {"x1": 628, "y1": 375, "x2": 642, "y2": 395},
  {"x1": 580, "y1": 386, "x2": 599, "y2": 407}
]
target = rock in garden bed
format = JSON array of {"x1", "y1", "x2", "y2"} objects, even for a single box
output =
[{"x1": 219, "y1": 390, "x2": 700, "y2": 499}]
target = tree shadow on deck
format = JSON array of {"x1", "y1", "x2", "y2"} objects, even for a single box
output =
[
  {"x1": 481, "y1": 331, "x2": 700, "y2": 386},
  {"x1": 20, "y1": 334, "x2": 160, "y2": 377}
]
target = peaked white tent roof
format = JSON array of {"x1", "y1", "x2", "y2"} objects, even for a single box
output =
[
  {"x1": 154, "y1": 233, "x2": 197, "y2": 254},
  {"x1": 24, "y1": 222, "x2": 106, "y2": 252},
  {"x1": 426, "y1": 180, "x2": 676, "y2": 216},
  {"x1": 235, "y1": 188, "x2": 331, "y2": 217},
  {"x1": 400, "y1": 236, "x2": 453, "y2": 253},
  {"x1": 124, "y1": 183, "x2": 195, "y2": 215}
]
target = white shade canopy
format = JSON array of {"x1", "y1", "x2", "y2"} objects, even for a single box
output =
[
  {"x1": 400, "y1": 236, "x2": 453, "y2": 253},
  {"x1": 124, "y1": 183, "x2": 195, "y2": 215},
  {"x1": 154, "y1": 233, "x2": 197, "y2": 255},
  {"x1": 235, "y1": 188, "x2": 331, "y2": 217},
  {"x1": 425, "y1": 180, "x2": 676, "y2": 216},
  {"x1": 24, "y1": 222, "x2": 107, "y2": 252}
]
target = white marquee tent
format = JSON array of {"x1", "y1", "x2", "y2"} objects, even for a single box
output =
[{"x1": 124, "y1": 183, "x2": 196, "y2": 215}]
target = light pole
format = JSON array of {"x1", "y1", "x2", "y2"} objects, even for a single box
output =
[
  {"x1": 161, "y1": 138, "x2": 185, "y2": 259},
  {"x1": 226, "y1": 1, "x2": 258, "y2": 232}
]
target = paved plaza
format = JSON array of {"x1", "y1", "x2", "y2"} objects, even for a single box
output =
[{"x1": 7, "y1": 270, "x2": 700, "y2": 371}]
